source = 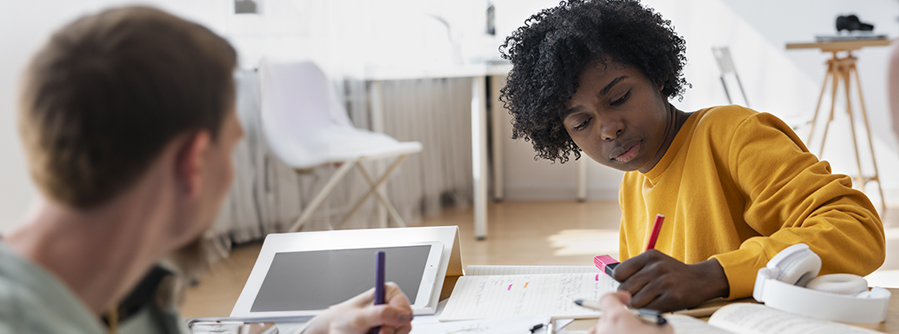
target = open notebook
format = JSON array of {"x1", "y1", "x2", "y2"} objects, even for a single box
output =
[
  {"x1": 668, "y1": 303, "x2": 880, "y2": 334},
  {"x1": 440, "y1": 265, "x2": 617, "y2": 321}
]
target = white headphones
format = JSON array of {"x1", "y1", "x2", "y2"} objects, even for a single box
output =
[{"x1": 752, "y1": 243, "x2": 890, "y2": 323}]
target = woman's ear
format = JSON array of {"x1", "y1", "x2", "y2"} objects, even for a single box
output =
[{"x1": 174, "y1": 131, "x2": 211, "y2": 197}]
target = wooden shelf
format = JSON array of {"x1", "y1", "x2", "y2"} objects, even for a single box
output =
[{"x1": 786, "y1": 38, "x2": 892, "y2": 52}]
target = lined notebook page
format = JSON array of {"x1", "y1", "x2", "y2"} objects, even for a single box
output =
[
  {"x1": 440, "y1": 273, "x2": 619, "y2": 321},
  {"x1": 466, "y1": 265, "x2": 599, "y2": 276},
  {"x1": 707, "y1": 303, "x2": 882, "y2": 334},
  {"x1": 666, "y1": 315, "x2": 733, "y2": 334}
]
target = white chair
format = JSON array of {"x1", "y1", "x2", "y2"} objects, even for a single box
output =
[
  {"x1": 712, "y1": 46, "x2": 750, "y2": 107},
  {"x1": 258, "y1": 59, "x2": 422, "y2": 232}
]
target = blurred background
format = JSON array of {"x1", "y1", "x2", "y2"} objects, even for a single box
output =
[{"x1": 2, "y1": 0, "x2": 899, "y2": 315}]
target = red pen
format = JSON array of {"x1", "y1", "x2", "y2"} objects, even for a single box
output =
[{"x1": 644, "y1": 214, "x2": 665, "y2": 251}]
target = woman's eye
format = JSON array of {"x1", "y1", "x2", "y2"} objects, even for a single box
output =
[
  {"x1": 574, "y1": 118, "x2": 591, "y2": 130},
  {"x1": 611, "y1": 91, "x2": 630, "y2": 106}
]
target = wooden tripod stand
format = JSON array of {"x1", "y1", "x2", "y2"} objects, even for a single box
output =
[{"x1": 788, "y1": 39, "x2": 890, "y2": 211}]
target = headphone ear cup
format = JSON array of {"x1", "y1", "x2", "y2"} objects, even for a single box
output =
[
  {"x1": 755, "y1": 244, "x2": 891, "y2": 324},
  {"x1": 773, "y1": 248, "x2": 821, "y2": 286},
  {"x1": 806, "y1": 273, "x2": 868, "y2": 295},
  {"x1": 782, "y1": 255, "x2": 821, "y2": 286}
]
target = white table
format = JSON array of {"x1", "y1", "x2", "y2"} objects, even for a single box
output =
[{"x1": 364, "y1": 63, "x2": 511, "y2": 240}]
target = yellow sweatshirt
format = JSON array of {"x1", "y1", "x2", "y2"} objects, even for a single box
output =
[{"x1": 618, "y1": 105, "x2": 885, "y2": 299}]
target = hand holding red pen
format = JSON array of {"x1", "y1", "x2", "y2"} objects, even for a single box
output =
[
  {"x1": 612, "y1": 251, "x2": 729, "y2": 312},
  {"x1": 610, "y1": 214, "x2": 730, "y2": 312}
]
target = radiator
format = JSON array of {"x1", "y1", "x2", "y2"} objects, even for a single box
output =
[{"x1": 204, "y1": 70, "x2": 474, "y2": 259}]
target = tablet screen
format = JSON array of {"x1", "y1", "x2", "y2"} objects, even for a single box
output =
[{"x1": 250, "y1": 245, "x2": 431, "y2": 312}]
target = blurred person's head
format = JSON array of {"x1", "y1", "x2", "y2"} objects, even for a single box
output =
[{"x1": 18, "y1": 5, "x2": 241, "y2": 256}]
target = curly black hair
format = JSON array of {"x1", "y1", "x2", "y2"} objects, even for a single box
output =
[{"x1": 499, "y1": 0, "x2": 688, "y2": 163}]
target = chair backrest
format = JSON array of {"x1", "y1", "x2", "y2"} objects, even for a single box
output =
[
  {"x1": 258, "y1": 59, "x2": 349, "y2": 167},
  {"x1": 712, "y1": 47, "x2": 736, "y2": 75},
  {"x1": 711, "y1": 46, "x2": 749, "y2": 107}
]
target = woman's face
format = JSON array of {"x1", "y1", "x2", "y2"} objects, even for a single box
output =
[{"x1": 562, "y1": 60, "x2": 674, "y2": 173}]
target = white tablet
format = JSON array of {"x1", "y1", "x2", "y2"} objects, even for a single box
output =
[{"x1": 231, "y1": 235, "x2": 444, "y2": 319}]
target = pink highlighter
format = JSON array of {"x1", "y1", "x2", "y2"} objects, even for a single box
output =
[
  {"x1": 594, "y1": 254, "x2": 620, "y2": 277},
  {"x1": 595, "y1": 214, "x2": 665, "y2": 279}
]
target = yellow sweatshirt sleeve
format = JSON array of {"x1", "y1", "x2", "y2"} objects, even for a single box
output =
[{"x1": 710, "y1": 113, "x2": 885, "y2": 299}]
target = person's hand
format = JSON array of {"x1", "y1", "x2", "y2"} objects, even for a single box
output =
[
  {"x1": 612, "y1": 250, "x2": 729, "y2": 312},
  {"x1": 587, "y1": 291, "x2": 673, "y2": 334},
  {"x1": 303, "y1": 282, "x2": 413, "y2": 334}
]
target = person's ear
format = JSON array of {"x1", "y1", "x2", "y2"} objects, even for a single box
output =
[{"x1": 175, "y1": 131, "x2": 211, "y2": 197}]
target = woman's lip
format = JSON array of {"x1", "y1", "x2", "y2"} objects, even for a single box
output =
[{"x1": 614, "y1": 141, "x2": 641, "y2": 162}]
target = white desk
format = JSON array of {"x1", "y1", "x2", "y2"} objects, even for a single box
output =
[{"x1": 364, "y1": 63, "x2": 511, "y2": 240}]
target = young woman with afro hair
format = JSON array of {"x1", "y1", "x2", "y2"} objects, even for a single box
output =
[{"x1": 500, "y1": 0, "x2": 885, "y2": 324}]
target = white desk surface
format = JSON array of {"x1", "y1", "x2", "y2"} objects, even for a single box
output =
[{"x1": 362, "y1": 62, "x2": 511, "y2": 81}]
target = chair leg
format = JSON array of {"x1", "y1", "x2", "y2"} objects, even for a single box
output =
[
  {"x1": 337, "y1": 179, "x2": 380, "y2": 228},
  {"x1": 357, "y1": 165, "x2": 388, "y2": 228},
  {"x1": 720, "y1": 76, "x2": 732, "y2": 104},
  {"x1": 289, "y1": 158, "x2": 360, "y2": 233},
  {"x1": 369, "y1": 81, "x2": 390, "y2": 228},
  {"x1": 734, "y1": 73, "x2": 750, "y2": 107},
  {"x1": 375, "y1": 163, "x2": 388, "y2": 228},
  {"x1": 358, "y1": 157, "x2": 410, "y2": 228},
  {"x1": 338, "y1": 155, "x2": 410, "y2": 228}
]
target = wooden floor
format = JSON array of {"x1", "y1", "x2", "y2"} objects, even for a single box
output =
[{"x1": 180, "y1": 200, "x2": 899, "y2": 319}]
